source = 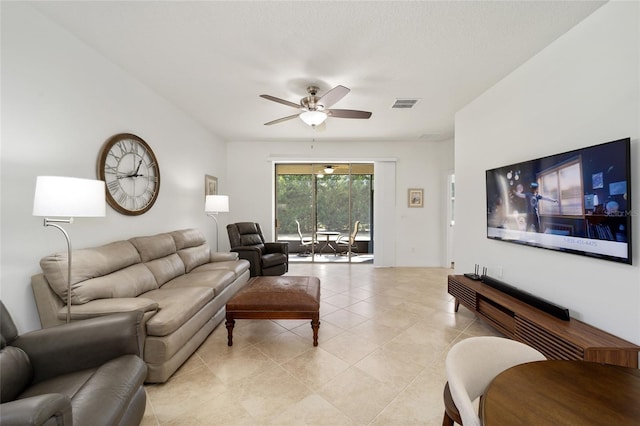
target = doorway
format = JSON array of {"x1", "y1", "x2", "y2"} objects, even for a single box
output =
[
  {"x1": 446, "y1": 173, "x2": 455, "y2": 268},
  {"x1": 275, "y1": 163, "x2": 374, "y2": 263}
]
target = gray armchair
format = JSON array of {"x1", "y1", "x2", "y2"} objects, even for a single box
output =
[
  {"x1": 0, "y1": 301, "x2": 147, "y2": 426},
  {"x1": 227, "y1": 222, "x2": 288, "y2": 277}
]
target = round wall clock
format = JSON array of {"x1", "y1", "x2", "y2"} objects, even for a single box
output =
[{"x1": 97, "y1": 133, "x2": 160, "y2": 216}]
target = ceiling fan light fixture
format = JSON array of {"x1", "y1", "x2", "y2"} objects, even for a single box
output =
[
  {"x1": 324, "y1": 165, "x2": 334, "y2": 174},
  {"x1": 300, "y1": 110, "x2": 327, "y2": 126}
]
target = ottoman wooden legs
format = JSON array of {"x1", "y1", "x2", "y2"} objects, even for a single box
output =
[
  {"x1": 225, "y1": 311, "x2": 321, "y2": 347},
  {"x1": 311, "y1": 314, "x2": 320, "y2": 346},
  {"x1": 225, "y1": 318, "x2": 235, "y2": 346}
]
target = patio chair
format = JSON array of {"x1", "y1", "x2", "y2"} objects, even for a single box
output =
[
  {"x1": 296, "y1": 220, "x2": 318, "y2": 256},
  {"x1": 336, "y1": 220, "x2": 360, "y2": 255}
]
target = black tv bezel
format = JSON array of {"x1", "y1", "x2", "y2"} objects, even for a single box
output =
[{"x1": 485, "y1": 138, "x2": 632, "y2": 265}]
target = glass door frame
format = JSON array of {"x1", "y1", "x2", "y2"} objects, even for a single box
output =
[{"x1": 274, "y1": 162, "x2": 373, "y2": 263}]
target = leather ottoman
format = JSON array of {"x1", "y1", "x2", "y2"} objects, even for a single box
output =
[{"x1": 225, "y1": 276, "x2": 321, "y2": 346}]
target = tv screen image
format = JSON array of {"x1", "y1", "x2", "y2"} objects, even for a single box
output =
[{"x1": 486, "y1": 138, "x2": 632, "y2": 264}]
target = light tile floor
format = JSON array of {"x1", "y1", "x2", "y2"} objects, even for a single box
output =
[{"x1": 141, "y1": 264, "x2": 500, "y2": 425}]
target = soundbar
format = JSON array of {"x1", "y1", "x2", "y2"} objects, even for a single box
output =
[{"x1": 481, "y1": 275, "x2": 570, "y2": 321}]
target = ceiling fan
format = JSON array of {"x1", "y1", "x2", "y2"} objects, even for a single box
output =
[{"x1": 260, "y1": 85, "x2": 372, "y2": 127}]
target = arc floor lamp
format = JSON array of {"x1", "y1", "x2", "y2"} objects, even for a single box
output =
[
  {"x1": 33, "y1": 176, "x2": 106, "y2": 323},
  {"x1": 205, "y1": 195, "x2": 229, "y2": 252}
]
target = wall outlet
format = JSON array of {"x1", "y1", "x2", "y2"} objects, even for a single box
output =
[{"x1": 497, "y1": 266, "x2": 503, "y2": 278}]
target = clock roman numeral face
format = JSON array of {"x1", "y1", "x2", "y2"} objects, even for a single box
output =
[{"x1": 98, "y1": 133, "x2": 160, "y2": 216}]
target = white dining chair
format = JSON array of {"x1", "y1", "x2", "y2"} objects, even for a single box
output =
[
  {"x1": 443, "y1": 336, "x2": 546, "y2": 426},
  {"x1": 295, "y1": 219, "x2": 318, "y2": 256},
  {"x1": 336, "y1": 220, "x2": 360, "y2": 255}
]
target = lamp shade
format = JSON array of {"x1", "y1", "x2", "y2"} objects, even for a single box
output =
[
  {"x1": 33, "y1": 176, "x2": 106, "y2": 217},
  {"x1": 205, "y1": 195, "x2": 229, "y2": 213},
  {"x1": 300, "y1": 110, "x2": 327, "y2": 126}
]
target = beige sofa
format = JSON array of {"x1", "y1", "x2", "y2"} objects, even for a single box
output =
[{"x1": 31, "y1": 228, "x2": 250, "y2": 383}]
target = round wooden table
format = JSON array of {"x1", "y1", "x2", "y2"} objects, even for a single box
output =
[{"x1": 482, "y1": 360, "x2": 640, "y2": 425}]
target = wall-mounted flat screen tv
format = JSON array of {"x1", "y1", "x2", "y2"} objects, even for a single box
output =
[{"x1": 486, "y1": 138, "x2": 632, "y2": 264}]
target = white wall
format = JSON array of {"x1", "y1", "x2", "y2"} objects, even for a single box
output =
[
  {"x1": 1, "y1": 3, "x2": 455, "y2": 332},
  {"x1": 225, "y1": 139, "x2": 454, "y2": 267},
  {"x1": 455, "y1": 1, "x2": 639, "y2": 344},
  {"x1": 1, "y1": 3, "x2": 228, "y2": 332}
]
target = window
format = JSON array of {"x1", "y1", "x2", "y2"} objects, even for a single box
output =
[{"x1": 538, "y1": 158, "x2": 583, "y2": 216}]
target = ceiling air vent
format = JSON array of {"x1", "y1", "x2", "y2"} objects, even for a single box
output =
[{"x1": 391, "y1": 98, "x2": 420, "y2": 109}]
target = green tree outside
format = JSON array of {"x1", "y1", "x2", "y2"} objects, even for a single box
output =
[{"x1": 277, "y1": 173, "x2": 372, "y2": 235}]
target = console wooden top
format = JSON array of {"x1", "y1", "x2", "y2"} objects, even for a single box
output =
[{"x1": 448, "y1": 274, "x2": 640, "y2": 368}]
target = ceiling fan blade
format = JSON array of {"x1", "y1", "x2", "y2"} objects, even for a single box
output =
[
  {"x1": 318, "y1": 85, "x2": 350, "y2": 108},
  {"x1": 327, "y1": 109, "x2": 372, "y2": 119},
  {"x1": 264, "y1": 114, "x2": 300, "y2": 125},
  {"x1": 260, "y1": 94, "x2": 301, "y2": 109}
]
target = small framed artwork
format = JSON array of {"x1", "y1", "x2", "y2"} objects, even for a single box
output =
[
  {"x1": 205, "y1": 175, "x2": 218, "y2": 196},
  {"x1": 408, "y1": 188, "x2": 424, "y2": 208},
  {"x1": 592, "y1": 172, "x2": 603, "y2": 189}
]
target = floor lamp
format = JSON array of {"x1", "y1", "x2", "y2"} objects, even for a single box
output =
[
  {"x1": 33, "y1": 176, "x2": 106, "y2": 323},
  {"x1": 205, "y1": 195, "x2": 229, "y2": 252}
]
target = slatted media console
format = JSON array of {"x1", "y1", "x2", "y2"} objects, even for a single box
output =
[{"x1": 448, "y1": 275, "x2": 640, "y2": 368}]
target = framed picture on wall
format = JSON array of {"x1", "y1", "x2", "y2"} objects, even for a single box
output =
[
  {"x1": 205, "y1": 175, "x2": 218, "y2": 196},
  {"x1": 592, "y1": 172, "x2": 604, "y2": 189},
  {"x1": 408, "y1": 188, "x2": 424, "y2": 207}
]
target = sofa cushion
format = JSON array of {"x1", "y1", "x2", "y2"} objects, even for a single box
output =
[
  {"x1": 192, "y1": 259, "x2": 249, "y2": 279},
  {"x1": 40, "y1": 241, "x2": 144, "y2": 304},
  {"x1": 0, "y1": 346, "x2": 32, "y2": 402},
  {"x1": 162, "y1": 269, "x2": 236, "y2": 296},
  {"x1": 140, "y1": 287, "x2": 214, "y2": 337},
  {"x1": 177, "y1": 245, "x2": 211, "y2": 273},
  {"x1": 144, "y1": 253, "x2": 186, "y2": 286},
  {"x1": 129, "y1": 233, "x2": 176, "y2": 262},
  {"x1": 70, "y1": 264, "x2": 158, "y2": 304},
  {"x1": 144, "y1": 301, "x2": 216, "y2": 364},
  {"x1": 170, "y1": 229, "x2": 206, "y2": 250},
  {"x1": 20, "y1": 369, "x2": 93, "y2": 401}
]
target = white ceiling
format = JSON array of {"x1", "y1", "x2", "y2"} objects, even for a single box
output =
[{"x1": 32, "y1": 1, "x2": 606, "y2": 143}]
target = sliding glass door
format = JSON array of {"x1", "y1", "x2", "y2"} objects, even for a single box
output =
[{"x1": 275, "y1": 163, "x2": 373, "y2": 262}]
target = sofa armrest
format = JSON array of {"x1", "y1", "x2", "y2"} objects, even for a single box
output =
[
  {"x1": 13, "y1": 311, "x2": 145, "y2": 384},
  {"x1": 1, "y1": 394, "x2": 72, "y2": 426},
  {"x1": 231, "y1": 246, "x2": 262, "y2": 276},
  {"x1": 210, "y1": 251, "x2": 239, "y2": 262},
  {"x1": 61, "y1": 297, "x2": 158, "y2": 322}
]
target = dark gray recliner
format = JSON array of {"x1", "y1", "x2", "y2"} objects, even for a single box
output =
[
  {"x1": 0, "y1": 301, "x2": 147, "y2": 426},
  {"x1": 227, "y1": 222, "x2": 288, "y2": 277}
]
